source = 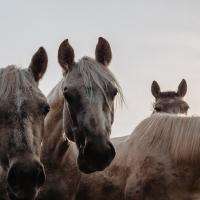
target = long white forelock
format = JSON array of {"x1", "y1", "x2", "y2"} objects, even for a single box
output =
[
  {"x1": 77, "y1": 56, "x2": 125, "y2": 108},
  {"x1": 0, "y1": 65, "x2": 37, "y2": 103},
  {"x1": 130, "y1": 113, "x2": 200, "y2": 165}
]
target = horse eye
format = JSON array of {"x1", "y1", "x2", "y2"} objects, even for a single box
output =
[
  {"x1": 185, "y1": 106, "x2": 189, "y2": 111},
  {"x1": 111, "y1": 89, "x2": 118, "y2": 99},
  {"x1": 44, "y1": 104, "x2": 50, "y2": 116},
  {"x1": 155, "y1": 107, "x2": 161, "y2": 112},
  {"x1": 63, "y1": 86, "x2": 68, "y2": 92},
  {"x1": 63, "y1": 90, "x2": 70, "y2": 100}
]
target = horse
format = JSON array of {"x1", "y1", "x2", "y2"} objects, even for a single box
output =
[
  {"x1": 151, "y1": 79, "x2": 189, "y2": 114},
  {"x1": 0, "y1": 47, "x2": 49, "y2": 200},
  {"x1": 36, "y1": 37, "x2": 124, "y2": 200},
  {"x1": 76, "y1": 113, "x2": 200, "y2": 200}
]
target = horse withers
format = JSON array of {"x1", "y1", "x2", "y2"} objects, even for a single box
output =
[{"x1": 0, "y1": 47, "x2": 49, "y2": 200}]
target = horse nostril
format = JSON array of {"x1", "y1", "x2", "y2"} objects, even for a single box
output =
[
  {"x1": 7, "y1": 167, "x2": 20, "y2": 189},
  {"x1": 108, "y1": 153, "x2": 113, "y2": 163},
  {"x1": 108, "y1": 143, "x2": 115, "y2": 163},
  {"x1": 36, "y1": 165, "x2": 46, "y2": 188}
]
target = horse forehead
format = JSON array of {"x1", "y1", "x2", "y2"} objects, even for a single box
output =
[
  {"x1": 2, "y1": 91, "x2": 45, "y2": 115},
  {"x1": 15, "y1": 94, "x2": 26, "y2": 112},
  {"x1": 168, "y1": 99, "x2": 175, "y2": 103},
  {"x1": 157, "y1": 97, "x2": 184, "y2": 105},
  {"x1": 65, "y1": 66, "x2": 82, "y2": 81}
]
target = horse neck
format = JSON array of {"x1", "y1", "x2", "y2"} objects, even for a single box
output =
[
  {"x1": 111, "y1": 133, "x2": 141, "y2": 166},
  {"x1": 41, "y1": 80, "x2": 71, "y2": 168}
]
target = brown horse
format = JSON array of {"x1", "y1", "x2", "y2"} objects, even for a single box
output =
[
  {"x1": 36, "y1": 37, "x2": 124, "y2": 200},
  {"x1": 0, "y1": 47, "x2": 49, "y2": 200},
  {"x1": 76, "y1": 113, "x2": 200, "y2": 200},
  {"x1": 151, "y1": 79, "x2": 189, "y2": 114}
]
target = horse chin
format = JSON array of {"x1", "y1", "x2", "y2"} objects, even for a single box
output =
[
  {"x1": 77, "y1": 153, "x2": 96, "y2": 174},
  {"x1": 7, "y1": 186, "x2": 34, "y2": 200}
]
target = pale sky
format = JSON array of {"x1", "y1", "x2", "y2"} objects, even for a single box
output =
[{"x1": 1, "y1": 0, "x2": 200, "y2": 137}]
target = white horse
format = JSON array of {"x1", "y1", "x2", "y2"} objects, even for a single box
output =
[
  {"x1": 36, "y1": 37, "x2": 124, "y2": 200},
  {"x1": 76, "y1": 113, "x2": 200, "y2": 200}
]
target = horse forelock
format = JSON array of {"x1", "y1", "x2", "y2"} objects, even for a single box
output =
[
  {"x1": 0, "y1": 65, "x2": 37, "y2": 103},
  {"x1": 159, "y1": 91, "x2": 179, "y2": 98},
  {"x1": 130, "y1": 113, "x2": 200, "y2": 165},
  {"x1": 77, "y1": 56, "x2": 125, "y2": 108},
  {"x1": 47, "y1": 57, "x2": 125, "y2": 111}
]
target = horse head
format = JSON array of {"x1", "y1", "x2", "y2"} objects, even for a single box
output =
[
  {"x1": 58, "y1": 37, "x2": 123, "y2": 173},
  {"x1": 0, "y1": 47, "x2": 49, "y2": 200},
  {"x1": 151, "y1": 79, "x2": 189, "y2": 114}
]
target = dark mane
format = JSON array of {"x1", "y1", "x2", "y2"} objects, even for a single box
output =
[{"x1": 160, "y1": 91, "x2": 179, "y2": 98}]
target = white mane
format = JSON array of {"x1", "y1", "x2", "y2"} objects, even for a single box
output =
[
  {"x1": 129, "y1": 113, "x2": 200, "y2": 165},
  {"x1": 77, "y1": 56, "x2": 125, "y2": 107},
  {"x1": 47, "y1": 79, "x2": 64, "y2": 110}
]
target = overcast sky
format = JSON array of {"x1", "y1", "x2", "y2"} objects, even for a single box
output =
[{"x1": 1, "y1": 0, "x2": 200, "y2": 137}]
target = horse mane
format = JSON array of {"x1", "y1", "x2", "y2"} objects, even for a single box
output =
[
  {"x1": 129, "y1": 113, "x2": 200, "y2": 165},
  {"x1": 0, "y1": 65, "x2": 37, "y2": 102},
  {"x1": 47, "y1": 79, "x2": 64, "y2": 110},
  {"x1": 77, "y1": 56, "x2": 125, "y2": 107},
  {"x1": 159, "y1": 91, "x2": 179, "y2": 98}
]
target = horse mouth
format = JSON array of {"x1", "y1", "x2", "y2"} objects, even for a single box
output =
[
  {"x1": 77, "y1": 151, "x2": 96, "y2": 174},
  {"x1": 7, "y1": 186, "x2": 33, "y2": 200},
  {"x1": 77, "y1": 140, "x2": 115, "y2": 173}
]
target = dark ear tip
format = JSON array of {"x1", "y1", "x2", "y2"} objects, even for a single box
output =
[
  {"x1": 61, "y1": 39, "x2": 69, "y2": 45},
  {"x1": 98, "y1": 37, "x2": 107, "y2": 42},
  {"x1": 98, "y1": 37, "x2": 104, "y2": 40},
  {"x1": 37, "y1": 47, "x2": 47, "y2": 55},
  {"x1": 182, "y1": 79, "x2": 186, "y2": 83},
  {"x1": 152, "y1": 80, "x2": 157, "y2": 85},
  {"x1": 38, "y1": 46, "x2": 45, "y2": 51},
  {"x1": 59, "y1": 39, "x2": 72, "y2": 51}
]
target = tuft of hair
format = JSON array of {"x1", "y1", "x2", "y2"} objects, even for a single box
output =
[
  {"x1": 130, "y1": 113, "x2": 200, "y2": 165},
  {"x1": 0, "y1": 65, "x2": 37, "y2": 103},
  {"x1": 77, "y1": 56, "x2": 125, "y2": 108},
  {"x1": 159, "y1": 91, "x2": 179, "y2": 98}
]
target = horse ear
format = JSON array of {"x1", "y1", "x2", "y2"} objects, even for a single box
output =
[
  {"x1": 29, "y1": 47, "x2": 48, "y2": 82},
  {"x1": 177, "y1": 79, "x2": 187, "y2": 97},
  {"x1": 95, "y1": 37, "x2": 112, "y2": 67},
  {"x1": 151, "y1": 81, "x2": 161, "y2": 99},
  {"x1": 58, "y1": 39, "x2": 75, "y2": 73}
]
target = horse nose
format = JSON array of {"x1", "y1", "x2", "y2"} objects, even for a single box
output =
[
  {"x1": 35, "y1": 164, "x2": 46, "y2": 187},
  {"x1": 7, "y1": 162, "x2": 46, "y2": 199},
  {"x1": 107, "y1": 143, "x2": 115, "y2": 163},
  {"x1": 84, "y1": 141, "x2": 116, "y2": 171}
]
